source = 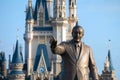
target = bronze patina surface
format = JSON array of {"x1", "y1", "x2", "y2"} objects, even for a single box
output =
[{"x1": 50, "y1": 23, "x2": 99, "y2": 80}]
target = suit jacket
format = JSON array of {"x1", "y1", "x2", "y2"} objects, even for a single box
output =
[{"x1": 53, "y1": 40, "x2": 99, "y2": 80}]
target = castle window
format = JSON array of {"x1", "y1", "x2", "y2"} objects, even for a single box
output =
[
  {"x1": 72, "y1": 14, "x2": 74, "y2": 17},
  {"x1": 72, "y1": 2, "x2": 74, "y2": 7},
  {"x1": 59, "y1": 15, "x2": 61, "y2": 18},
  {"x1": 59, "y1": 12, "x2": 62, "y2": 18}
]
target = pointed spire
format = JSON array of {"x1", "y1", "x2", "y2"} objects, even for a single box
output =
[
  {"x1": 108, "y1": 39, "x2": 114, "y2": 70},
  {"x1": 12, "y1": 40, "x2": 23, "y2": 63},
  {"x1": 9, "y1": 54, "x2": 11, "y2": 64},
  {"x1": 104, "y1": 39, "x2": 114, "y2": 71},
  {"x1": 26, "y1": 0, "x2": 33, "y2": 20},
  {"x1": 28, "y1": 0, "x2": 32, "y2": 7},
  {"x1": 108, "y1": 49, "x2": 114, "y2": 71},
  {"x1": 75, "y1": 21, "x2": 78, "y2": 27}
]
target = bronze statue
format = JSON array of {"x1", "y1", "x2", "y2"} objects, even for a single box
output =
[{"x1": 50, "y1": 23, "x2": 99, "y2": 80}]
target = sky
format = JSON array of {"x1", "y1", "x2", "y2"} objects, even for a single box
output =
[{"x1": 0, "y1": 0, "x2": 120, "y2": 79}]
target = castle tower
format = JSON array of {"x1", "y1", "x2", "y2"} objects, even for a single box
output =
[
  {"x1": 100, "y1": 49, "x2": 117, "y2": 80},
  {"x1": 53, "y1": 0, "x2": 66, "y2": 19},
  {"x1": 53, "y1": 0, "x2": 67, "y2": 44},
  {"x1": 1, "y1": 53, "x2": 6, "y2": 78},
  {"x1": 24, "y1": 0, "x2": 34, "y2": 76},
  {"x1": 67, "y1": 0, "x2": 78, "y2": 40},
  {"x1": 52, "y1": 0, "x2": 68, "y2": 76},
  {"x1": 9, "y1": 40, "x2": 25, "y2": 80},
  {"x1": 0, "y1": 51, "x2": 6, "y2": 79}
]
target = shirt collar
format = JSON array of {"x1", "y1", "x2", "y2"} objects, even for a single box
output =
[{"x1": 75, "y1": 42, "x2": 81, "y2": 47}]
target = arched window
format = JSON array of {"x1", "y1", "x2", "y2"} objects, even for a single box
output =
[{"x1": 72, "y1": 14, "x2": 74, "y2": 17}]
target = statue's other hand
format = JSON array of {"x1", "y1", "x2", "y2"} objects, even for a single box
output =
[{"x1": 49, "y1": 36, "x2": 57, "y2": 49}]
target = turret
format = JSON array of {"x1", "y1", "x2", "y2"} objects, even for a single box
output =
[
  {"x1": 25, "y1": 0, "x2": 34, "y2": 33},
  {"x1": 53, "y1": 0, "x2": 66, "y2": 19},
  {"x1": 9, "y1": 40, "x2": 25, "y2": 80},
  {"x1": 24, "y1": 0, "x2": 34, "y2": 76},
  {"x1": 8, "y1": 54, "x2": 11, "y2": 75},
  {"x1": 52, "y1": 0, "x2": 68, "y2": 76},
  {"x1": 52, "y1": 0, "x2": 67, "y2": 42},
  {"x1": 100, "y1": 40, "x2": 117, "y2": 80},
  {"x1": 11, "y1": 40, "x2": 23, "y2": 63},
  {"x1": 69, "y1": 0, "x2": 77, "y2": 18},
  {"x1": 104, "y1": 49, "x2": 114, "y2": 72},
  {"x1": 0, "y1": 51, "x2": 6, "y2": 78},
  {"x1": 67, "y1": 0, "x2": 78, "y2": 40}
]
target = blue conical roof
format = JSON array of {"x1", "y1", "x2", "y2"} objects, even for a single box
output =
[
  {"x1": 26, "y1": 6, "x2": 33, "y2": 20},
  {"x1": 108, "y1": 49, "x2": 114, "y2": 71},
  {"x1": 12, "y1": 40, "x2": 23, "y2": 63}
]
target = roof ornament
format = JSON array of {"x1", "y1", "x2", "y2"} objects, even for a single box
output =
[
  {"x1": 106, "y1": 39, "x2": 115, "y2": 71},
  {"x1": 16, "y1": 28, "x2": 19, "y2": 41},
  {"x1": 108, "y1": 39, "x2": 111, "y2": 50},
  {"x1": 75, "y1": 21, "x2": 78, "y2": 27}
]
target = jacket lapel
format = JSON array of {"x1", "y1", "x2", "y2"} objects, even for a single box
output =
[
  {"x1": 68, "y1": 40, "x2": 84, "y2": 63},
  {"x1": 77, "y1": 42, "x2": 84, "y2": 62},
  {"x1": 69, "y1": 40, "x2": 76, "y2": 60}
]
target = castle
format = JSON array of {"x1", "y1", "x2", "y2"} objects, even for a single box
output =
[{"x1": 0, "y1": 0, "x2": 117, "y2": 80}]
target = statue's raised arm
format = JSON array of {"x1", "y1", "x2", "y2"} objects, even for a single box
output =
[
  {"x1": 49, "y1": 36, "x2": 65, "y2": 54},
  {"x1": 49, "y1": 36, "x2": 57, "y2": 49}
]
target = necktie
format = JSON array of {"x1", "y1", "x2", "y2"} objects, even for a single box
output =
[{"x1": 75, "y1": 44, "x2": 80, "y2": 60}]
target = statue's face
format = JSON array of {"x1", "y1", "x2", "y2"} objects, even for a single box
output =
[{"x1": 72, "y1": 27, "x2": 84, "y2": 43}]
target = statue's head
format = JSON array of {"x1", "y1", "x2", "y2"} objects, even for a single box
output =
[{"x1": 72, "y1": 22, "x2": 84, "y2": 43}]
